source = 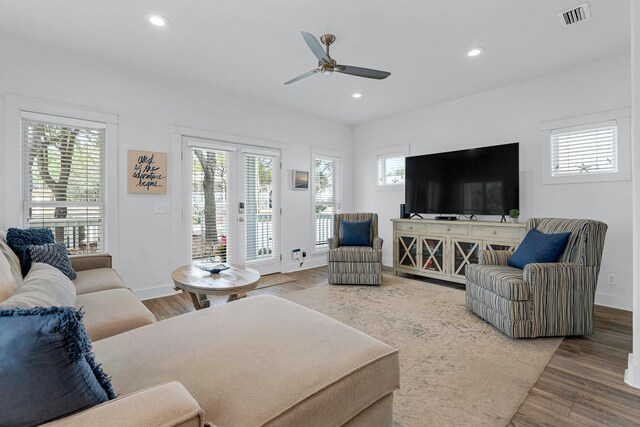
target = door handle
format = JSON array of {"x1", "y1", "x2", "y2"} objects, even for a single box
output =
[{"x1": 239, "y1": 217, "x2": 245, "y2": 222}]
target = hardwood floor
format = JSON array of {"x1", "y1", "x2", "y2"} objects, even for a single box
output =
[{"x1": 143, "y1": 267, "x2": 640, "y2": 426}]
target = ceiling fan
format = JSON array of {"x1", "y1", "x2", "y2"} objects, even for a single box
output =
[{"x1": 284, "y1": 32, "x2": 391, "y2": 85}]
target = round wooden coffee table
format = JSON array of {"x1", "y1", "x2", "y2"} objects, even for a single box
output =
[{"x1": 171, "y1": 264, "x2": 261, "y2": 310}]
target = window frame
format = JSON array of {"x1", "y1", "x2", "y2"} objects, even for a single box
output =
[
  {"x1": 540, "y1": 108, "x2": 631, "y2": 185},
  {"x1": 377, "y1": 153, "x2": 406, "y2": 187},
  {"x1": 1, "y1": 96, "x2": 118, "y2": 256},
  {"x1": 311, "y1": 152, "x2": 343, "y2": 253}
]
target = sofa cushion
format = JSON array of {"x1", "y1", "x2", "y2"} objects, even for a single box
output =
[
  {"x1": 328, "y1": 246, "x2": 383, "y2": 263},
  {"x1": 0, "y1": 232, "x2": 23, "y2": 289},
  {"x1": 508, "y1": 228, "x2": 571, "y2": 269},
  {"x1": 6, "y1": 227, "x2": 55, "y2": 276},
  {"x1": 77, "y1": 289, "x2": 156, "y2": 341},
  {"x1": 0, "y1": 263, "x2": 76, "y2": 309},
  {"x1": 30, "y1": 243, "x2": 77, "y2": 280},
  {"x1": 341, "y1": 220, "x2": 371, "y2": 246},
  {"x1": 73, "y1": 268, "x2": 126, "y2": 295},
  {"x1": 93, "y1": 295, "x2": 400, "y2": 427},
  {"x1": 0, "y1": 306, "x2": 116, "y2": 426},
  {"x1": 465, "y1": 264, "x2": 530, "y2": 301}
]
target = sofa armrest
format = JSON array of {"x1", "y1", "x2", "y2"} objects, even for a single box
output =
[
  {"x1": 372, "y1": 236, "x2": 384, "y2": 251},
  {"x1": 70, "y1": 253, "x2": 113, "y2": 271},
  {"x1": 478, "y1": 250, "x2": 513, "y2": 266},
  {"x1": 328, "y1": 237, "x2": 340, "y2": 250},
  {"x1": 42, "y1": 382, "x2": 207, "y2": 427}
]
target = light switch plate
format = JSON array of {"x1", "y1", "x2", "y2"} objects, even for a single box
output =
[{"x1": 153, "y1": 202, "x2": 170, "y2": 214}]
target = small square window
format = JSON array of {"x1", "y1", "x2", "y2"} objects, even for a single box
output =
[{"x1": 377, "y1": 154, "x2": 405, "y2": 186}]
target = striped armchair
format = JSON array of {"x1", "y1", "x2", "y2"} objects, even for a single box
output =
[
  {"x1": 327, "y1": 213, "x2": 383, "y2": 285},
  {"x1": 465, "y1": 218, "x2": 608, "y2": 338}
]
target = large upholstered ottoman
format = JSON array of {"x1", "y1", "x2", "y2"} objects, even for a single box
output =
[{"x1": 93, "y1": 295, "x2": 400, "y2": 426}]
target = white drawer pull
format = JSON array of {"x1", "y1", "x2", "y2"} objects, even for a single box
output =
[
  {"x1": 492, "y1": 230, "x2": 497, "y2": 235},
  {"x1": 447, "y1": 228, "x2": 451, "y2": 232}
]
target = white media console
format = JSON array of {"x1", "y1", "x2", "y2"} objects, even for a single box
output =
[{"x1": 391, "y1": 218, "x2": 527, "y2": 284}]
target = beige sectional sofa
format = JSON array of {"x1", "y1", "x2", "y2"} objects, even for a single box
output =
[{"x1": 0, "y1": 234, "x2": 400, "y2": 426}]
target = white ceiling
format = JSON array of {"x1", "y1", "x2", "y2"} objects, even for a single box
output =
[{"x1": 0, "y1": 0, "x2": 630, "y2": 125}]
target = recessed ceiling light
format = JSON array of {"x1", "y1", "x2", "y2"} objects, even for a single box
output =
[
  {"x1": 466, "y1": 47, "x2": 484, "y2": 57},
  {"x1": 146, "y1": 14, "x2": 169, "y2": 27},
  {"x1": 352, "y1": 93, "x2": 362, "y2": 99}
]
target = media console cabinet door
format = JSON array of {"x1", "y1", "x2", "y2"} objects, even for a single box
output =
[
  {"x1": 451, "y1": 238, "x2": 482, "y2": 279},
  {"x1": 420, "y1": 236, "x2": 447, "y2": 277},
  {"x1": 397, "y1": 235, "x2": 419, "y2": 270}
]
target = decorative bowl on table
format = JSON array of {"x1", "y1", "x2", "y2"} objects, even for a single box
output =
[{"x1": 196, "y1": 262, "x2": 230, "y2": 274}]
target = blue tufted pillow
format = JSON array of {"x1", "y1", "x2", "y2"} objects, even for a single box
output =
[
  {"x1": 341, "y1": 220, "x2": 371, "y2": 246},
  {"x1": 29, "y1": 243, "x2": 77, "y2": 280},
  {"x1": 6, "y1": 228, "x2": 55, "y2": 277},
  {"x1": 508, "y1": 228, "x2": 571, "y2": 270},
  {"x1": 0, "y1": 306, "x2": 116, "y2": 426}
]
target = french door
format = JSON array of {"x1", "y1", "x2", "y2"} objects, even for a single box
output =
[{"x1": 184, "y1": 138, "x2": 281, "y2": 275}]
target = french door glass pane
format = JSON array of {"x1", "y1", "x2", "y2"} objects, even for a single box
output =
[
  {"x1": 245, "y1": 154, "x2": 274, "y2": 261},
  {"x1": 191, "y1": 149, "x2": 228, "y2": 262}
]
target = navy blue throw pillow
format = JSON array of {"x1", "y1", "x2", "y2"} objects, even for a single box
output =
[
  {"x1": 508, "y1": 228, "x2": 571, "y2": 270},
  {"x1": 29, "y1": 243, "x2": 77, "y2": 280},
  {"x1": 341, "y1": 220, "x2": 371, "y2": 246},
  {"x1": 6, "y1": 228, "x2": 55, "y2": 277},
  {"x1": 0, "y1": 306, "x2": 116, "y2": 426}
]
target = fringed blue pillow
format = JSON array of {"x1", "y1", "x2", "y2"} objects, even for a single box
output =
[
  {"x1": 29, "y1": 243, "x2": 77, "y2": 280},
  {"x1": 0, "y1": 306, "x2": 116, "y2": 426},
  {"x1": 6, "y1": 228, "x2": 55, "y2": 276}
]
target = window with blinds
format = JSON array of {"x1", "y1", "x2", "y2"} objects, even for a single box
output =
[
  {"x1": 314, "y1": 156, "x2": 342, "y2": 250},
  {"x1": 244, "y1": 153, "x2": 276, "y2": 262},
  {"x1": 550, "y1": 121, "x2": 618, "y2": 177},
  {"x1": 191, "y1": 148, "x2": 228, "y2": 262},
  {"x1": 377, "y1": 154, "x2": 405, "y2": 185},
  {"x1": 22, "y1": 114, "x2": 105, "y2": 254}
]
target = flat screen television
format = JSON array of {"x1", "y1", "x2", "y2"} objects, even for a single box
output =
[{"x1": 405, "y1": 142, "x2": 519, "y2": 216}]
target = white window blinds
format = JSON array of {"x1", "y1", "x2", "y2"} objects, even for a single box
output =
[
  {"x1": 550, "y1": 121, "x2": 618, "y2": 177},
  {"x1": 21, "y1": 114, "x2": 106, "y2": 254},
  {"x1": 314, "y1": 156, "x2": 342, "y2": 250},
  {"x1": 377, "y1": 154, "x2": 405, "y2": 185},
  {"x1": 191, "y1": 148, "x2": 229, "y2": 262}
]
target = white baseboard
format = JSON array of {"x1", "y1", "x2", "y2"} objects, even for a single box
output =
[
  {"x1": 594, "y1": 292, "x2": 632, "y2": 311},
  {"x1": 625, "y1": 354, "x2": 640, "y2": 389},
  {"x1": 135, "y1": 283, "x2": 180, "y2": 301},
  {"x1": 382, "y1": 256, "x2": 393, "y2": 267}
]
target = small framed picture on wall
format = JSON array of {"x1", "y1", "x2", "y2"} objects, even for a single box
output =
[{"x1": 292, "y1": 170, "x2": 309, "y2": 190}]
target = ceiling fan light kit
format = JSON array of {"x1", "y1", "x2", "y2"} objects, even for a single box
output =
[{"x1": 284, "y1": 31, "x2": 391, "y2": 85}]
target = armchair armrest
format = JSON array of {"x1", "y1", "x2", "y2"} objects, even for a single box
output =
[
  {"x1": 478, "y1": 250, "x2": 513, "y2": 266},
  {"x1": 372, "y1": 236, "x2": 383, "y2": 251},
  {"x1": 522, "y1": 262, "x2": 599, "y2": 337},
  {"x1": 328, "y1": 237, "x2": 340, "y2": 250},
  {"x1": 43, "y1": 382, "x2": 206, "y2": 427},
  {"x1": 70, "y1": 253, "x2": 113, "y2": 271}
]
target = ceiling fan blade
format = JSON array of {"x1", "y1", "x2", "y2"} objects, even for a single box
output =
[
  {"x1": 284, "y1": 68, "x2": 320, "y2": 85},
  {"x1": 335, "y1": 65, "x2": 391, "y2": 80},
  {"x1": 301, "y1": 31, "x2": 329, "y2": 63}
]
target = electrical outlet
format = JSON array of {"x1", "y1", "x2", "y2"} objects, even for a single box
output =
[
  {"x1": 607, "y1": 273, "x2": 617, "y2": 286},
  {"x1": 292, "y1": 249, "x2": 301, "y2": 260}
]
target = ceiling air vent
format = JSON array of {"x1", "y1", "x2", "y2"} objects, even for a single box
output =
[{"x1": 559, "y1": 3, "x2": 591, "y2": 26}]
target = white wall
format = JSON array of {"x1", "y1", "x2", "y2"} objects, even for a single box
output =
[
  {"x1": 0, "y1": 36, "x2": 352, "y2": 299},
  {"x1": 353, "y1": 56, "x2": 632, "y2": 310}
]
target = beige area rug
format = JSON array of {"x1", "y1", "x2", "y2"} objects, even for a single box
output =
[
  {"x1": 282, "y1": 275, "x2": 562, "y2": 427},
  {"x1": 254, "y1": 273, "x2": 295, "y2": 290}
]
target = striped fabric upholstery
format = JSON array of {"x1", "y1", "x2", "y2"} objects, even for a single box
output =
[
  {"x1": 328, "y1": 213, "x2": 383, "y2": 285},
  {"x1": 465, "y1": 217, "x2": 607, "y2": 338}
]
